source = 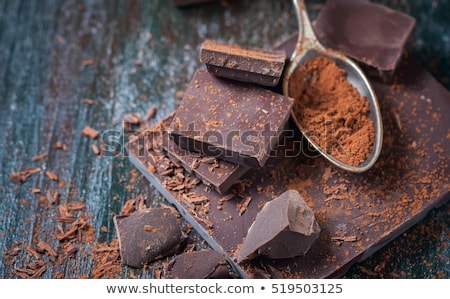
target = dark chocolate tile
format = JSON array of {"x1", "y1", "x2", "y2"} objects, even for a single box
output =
[
  {"x1": 314, "y1": 0, "x2": 416, "y2": 80},
  {"x1": 200, "y1": 39, "x2": 286, "y2": 87},
  {"x1": 114, "y1": 208, "x2": 186, "y2": 268},
  {"x1": 164, "y1": 249, "x2": 232, "y2": 278},
  {"x1": 169, "y1": 69, "x2": 294, "y2": 168}
]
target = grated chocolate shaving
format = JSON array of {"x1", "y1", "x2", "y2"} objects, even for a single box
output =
[{"x1": 10, "y1": 167, "x2": 41, "y2": 185}]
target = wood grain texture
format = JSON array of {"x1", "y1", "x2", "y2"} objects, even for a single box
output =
[{"x1": 0, "y1": 0, "x2": 448, "y2": 278}]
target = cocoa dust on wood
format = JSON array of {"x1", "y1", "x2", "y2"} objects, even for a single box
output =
[{"x1": 289, "y1": 56, "x2": 375, "y2": 166}]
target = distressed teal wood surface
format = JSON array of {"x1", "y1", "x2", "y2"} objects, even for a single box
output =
[{"x1": 0, "y1": 0, "x2": 448, "y2": 278}]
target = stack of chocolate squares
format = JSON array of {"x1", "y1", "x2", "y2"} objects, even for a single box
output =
[{"x1": 167, "y1": 39, "x2": 292, "y2": 191}]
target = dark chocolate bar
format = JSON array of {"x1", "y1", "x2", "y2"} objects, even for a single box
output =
[
  {"x1": 169, "y1": 69, "x2": 294, "y2": 168},
  {"x1": 164, "y1": 249, "x2": 233, "y2": 279},
  {"x1": 128, "y1": 57, "x2": 450, "y2": 278},
  {"x1": 313, "y1": 0, "x2": 416, "y2": 81},
  {"x1": 200, "y1": 39, "x2": 286, "y2": 87},
  {"x1": 236, "y1": 190, "x2": 320, "y2": 262},
  {"x1": 113, "y1": 208, "x2": 186, "y2": 268}
]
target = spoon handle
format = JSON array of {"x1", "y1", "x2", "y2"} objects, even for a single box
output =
[{"x1": 292, "y1": 0, "x2": 323, "y2": 57}]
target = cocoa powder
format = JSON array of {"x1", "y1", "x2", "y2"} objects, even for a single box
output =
[{"x1": 289, "y1": 55, "x2": 375, "y2": 166}]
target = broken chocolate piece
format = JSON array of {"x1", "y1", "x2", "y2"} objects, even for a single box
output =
[
  {"x1": 113, "y1": 208, "x2": 186, "y2": 268},
  {"x1": 165, "y1": 138, "x2": 248, "y2": 195},
  {"x1": 164, "y1": 249, "x2": 232, "y2": 279},
  {"x1": 235, "y1": 190, "x2": 320, "y2": 262},
  {"x1": 313, "y1": 0, "x2": 415, "y2": 81},
  {"x1": 169, "y1": 69, "x2": 294, "y2": 168},
  {"x1": 200, "y1": 39, "x2": 286, "y2": 87}
]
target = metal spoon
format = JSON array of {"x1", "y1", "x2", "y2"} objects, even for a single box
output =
[{"x1": 283, "y1": 0, "x2": 383, "y2": 173}]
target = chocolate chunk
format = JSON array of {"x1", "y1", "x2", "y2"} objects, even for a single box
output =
[
  {"x1": 113, "y1": 208, "x2": 186, "y2": 268},
  {"x1": 313, "y1": 0, "x2": 415, "y2": 81},
  {"x1": 200, "y1": 39, "x2": 286, "y2": 87},
  {"x1": 235, "y1": 190, "x2": 320, "y2": 262},
  {"x1": 165, "y1": 138, "x2": 248, "y2": 195},
  {"x1": 164, "y1": 249, "x2": 232, "y2": 279},
  {"x1": 169, "y1": 69, "x2": 294, "y2": 168}
]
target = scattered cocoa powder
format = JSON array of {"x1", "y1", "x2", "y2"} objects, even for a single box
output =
[{"x1": 289, "y1": 56, "x2": 375, "y2": 166}]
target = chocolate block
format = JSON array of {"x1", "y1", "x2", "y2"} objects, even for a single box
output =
[
  {"x1": 165, "y1": 249, "x2": 232, "y2": 279},
  {"x1": 113, "y1": 208, "x2": 186, "y2": 268},
  {"x1": 313, "y1": 0, "x2": 415, "y2": 81},
  {"x1": 169, "y1": 69, "x2": 294, "y2": 168},
  {"x1": 128, "y1": 56, "x2": 450, "y2": 278},
  {"x1": 165, "y1": 138, "x2": 249, "y2": 195},
  {"x1": 236, "y1": 190, "x2": 320, "y2": 262},
  {"x1": 200, "y1": 39, "x2": 286, "y2": 86}
]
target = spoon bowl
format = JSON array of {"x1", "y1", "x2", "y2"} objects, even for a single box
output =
[{"x1": 283, "y1": 0, "x2": 383, "y2": 173}]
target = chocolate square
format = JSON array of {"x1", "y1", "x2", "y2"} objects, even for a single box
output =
[
  {"x1": 200, "y1": 39, "x2": 286, "y2": 87},
  {"x1": 169, "y1": 69, "x2": 294, "y2": 168},
  {"x1": 313, "y1": 0, "x2": 416, "y2": 80}
]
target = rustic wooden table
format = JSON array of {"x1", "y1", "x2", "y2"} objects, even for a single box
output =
[{"x1": 0, "y1": 0, "x2": 448, "y2": 279}]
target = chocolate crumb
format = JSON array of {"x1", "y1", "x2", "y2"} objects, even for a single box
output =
[
  {"x1": 32, "y1": 153, "x2": 48, "y2": 162},
  {"x1": 123, "y1": 113, "x2": 142, "y2": 125},
  {"x1": 37, "y1": 241, "x2": 58, "y2": 258},
  {"x1": 45, "y1": 171, "x2": 59, "y2": 181},
  {"x1": 238, "y1": 196, "x2": 252, "y2": 216},
  {"x1": 53, "y1": 141, "x2": 67, "y2": 151},
  {"x1": 82, "y1": 59, "x2": 94, "y2": 66},
  {"x1": 144, "y1": 225, "x2": 156, "y2": 232},
  {"x1": 145, "y1": 106, "x2": 158, "y2": 122},
  {"x1": 83, "y1": 98, "x2": 95, "y2": 105},
  {"x1": 12, "y1": 261, "x2": 47, "y2": 279},
  {"x1": 81, "y1": 126, "x2": 100, "y2": 139},
  {"x1": 46, "y1": 189, "x2": 60, "y2": 205},
  {"x1": 91, "y1": 143, "x2": 101, "y2": 155},
  {"x1": 331, "y1": 236, "x2": 358, "y2": 242},
  {"x1": 10, "y1": 167, "x2": 41, "y2": 185}
]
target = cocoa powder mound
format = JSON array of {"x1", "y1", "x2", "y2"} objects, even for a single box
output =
[{"x1": 289, "y1": 55, "x2": 375, "y2": 166}]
